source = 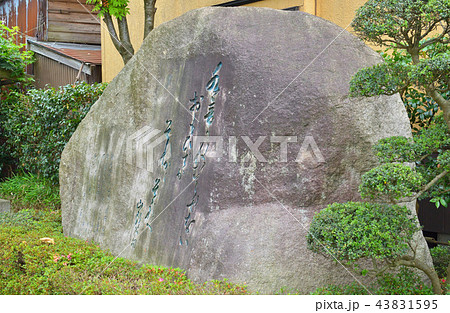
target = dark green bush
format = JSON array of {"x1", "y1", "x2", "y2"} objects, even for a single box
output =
[
  {"x1": 0, "y1": 173, "x2": 60, "y2": 211},
  {"x1": 430, "y1": 245, "x2": 450, "y2": 279},
  {"x1": 1, "y1": 82, "x2": 106, "y2": 183}
]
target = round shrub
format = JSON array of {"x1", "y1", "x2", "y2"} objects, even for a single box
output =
[
  {"x1": 307, "y1": 202, "x2": 420, "y2": 262},
  {"x1": 359, "y1": 163, "x2": 425, "y2": 201}
]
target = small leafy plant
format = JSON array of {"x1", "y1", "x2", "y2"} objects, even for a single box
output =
[
  {"x1": 307, "y1": 202, "x2": 420, "y2": 262},
  {"x1": 307, "y1": 201, "x2": 443, "y2": 294},
  {"x1": 0, "y1": 23, "x2": 34, "y2": 85}
]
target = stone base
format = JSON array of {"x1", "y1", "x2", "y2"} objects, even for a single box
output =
[{"x1": 0, "y1": 199, "x2": 11, "y2": 213}]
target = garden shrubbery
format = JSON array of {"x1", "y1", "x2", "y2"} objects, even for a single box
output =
[{"x1": 0, "y1": 82, "x2": 106, "y2": 183}]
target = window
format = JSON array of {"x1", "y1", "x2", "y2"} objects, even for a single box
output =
[
  {"x1": 283, "y1": 6, "x2": 301, "y2": 11},
  {"x1": 214, "y1": 0, "x2": 264, "y2": 7},
  {"x1": 214, "y1": 1, "x2": 304, "y2": 11}
]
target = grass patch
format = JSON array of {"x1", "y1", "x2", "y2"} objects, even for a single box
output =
[
  {"x1": 0, "y1": 173, "x2": 60, "y2": 211},
  {"x1": 311, "y1": 268, "x2": 438, "y2": 295},
  {"x1": 0, "y1": 209, "x2": 247, "y2": 295}
]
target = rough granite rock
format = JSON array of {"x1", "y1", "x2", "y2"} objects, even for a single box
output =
[{"x1": 60, "y1": 7, "x2": 433, "y2": 293}]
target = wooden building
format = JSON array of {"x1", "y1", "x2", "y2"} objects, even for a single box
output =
[{"x1": 0, "y1": 0, "x2": 101, "y2": 87}]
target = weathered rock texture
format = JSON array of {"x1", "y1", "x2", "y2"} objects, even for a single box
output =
[{"x1": 60, "y1": 7, "x2": 432, "y2": 293}]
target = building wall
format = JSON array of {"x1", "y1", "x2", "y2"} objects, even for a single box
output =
[
  {"x1": 33, "y1": 53, "x2": 101, "y2": 89},
  {"x1": 101, "y1": 0, "x2": 369, "y2": 82},
  {"x1": 0, "y1": 0, "x2": 40, "y2": 45},
  {"x1": 316, "y1": 0, "x2": 366, "y2": 29},
  {"x1": 0, "y1": 0, "x2": 100, "y2": 45},
  {"x1": 46, "y1": 0, "x2": 100, "y2": 44}
]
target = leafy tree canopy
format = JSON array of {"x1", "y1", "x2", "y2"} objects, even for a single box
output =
[
  {"x1": 350, "y1": 0, "x2": 450, "y2": 129},
  {"x1": 86, "y1": 0, "x2": 130, "y2": 19}
]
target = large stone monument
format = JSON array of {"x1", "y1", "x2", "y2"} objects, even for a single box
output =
[{"x1": 60, "y1": 7, "x2": 431, "y2": 293}]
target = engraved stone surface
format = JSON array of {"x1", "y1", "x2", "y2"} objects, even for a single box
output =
[{"x1": 60, "y1": 7, "x2": 432, "y2": 293}]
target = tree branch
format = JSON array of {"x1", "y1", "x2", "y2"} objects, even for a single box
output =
[
  {"x1": 416, "y1": 170, "x2": 449, "y2": 200},
  {"x1": 144, "y1": 0, "x2": 157, "y2": 39},
  {"x1": 398, "y1": 170, "x2": 449, "y2": 202},
  {"x1": 103, "y1": 12, "x2": 122, "y2": 56},
  {"x1": 420, "y1": 23, "x2": 450, "y2": 50},
  {"x1": 426, "y1": 88, "x2": 450, "y2": 129},
  {"x1": 103, "y1": 13, "x2": 134, "y2": 65},
  {"x1": 396, "y1": 257, "x2": 443, "y2": 294},
  {"x1": 420, "y1": 20, "x2": 440, "y2": 41},
  {"x1": 117, "y1": 15, "x2": 134, "y2": 64}
]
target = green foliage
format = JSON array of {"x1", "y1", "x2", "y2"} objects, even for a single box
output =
[
  {"x1": 349, "y1": 40, "x2": 450, "y2": 101},
  {"x1": 403, "y1": 89, "x2": 440, "y2": 131},
  {"x1": 349, "y1": 61, "x2": 411, "y2": 97},
  {"x1": 86, "y1": 0, "x2": 130, "y2": 19},
  {"x1": 307, "y1": 202, "x2": 420, "y2": 263},
  {"x1": 312, "y1": 282, "x2": 370, "y2": 295},
  {"x1": 0, "y1": 209, "x2": 247, "y2": 295},
  {"x1": 352, "y1": 0, "x2": 450, "y2": 48},
  {"x1": 373, "y1": 136, "x2": 417, "y2": 163},
  {"x1": 437, "y1": 150, "x2": 450, "y2": 172},
  {"x1": 375, "y1": 267, "x2": 434, "y2": 295},
  {"x1": 0, "y1": 23, "x2": 34, "y2": 83},
  {"x1": 430, "y1": 245, "x2": 450, "y2": 278},
  {"x1": 1, "y1": 82, "x2": 106, "y2": 183},
  {"x1": 377, "y1": 44, "x2": 447, "y2": 131},
  {"x1": 413, "y1": 52, "x2": 450, "y2": 87},
  {"x1": 371, "y1": 116, "x2": 450, "y2": 206},
  {"x1": 359, "y1": 163, "x2": 425, "y2": 201},
  {"x1": 312, "y1": 267, "x2": 433, "y2": 295},
  {"x1": 0, "y1": 173, "x2": 60, "y2": 211},
  {"x1": 412, "y1": 115, "x2": 450, "y2": 156},
  {"x1": 350, "y1": 0, "x2": 450, "y2": 131}
]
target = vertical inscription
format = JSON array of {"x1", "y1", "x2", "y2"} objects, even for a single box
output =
[
  {"x1": 179, "y1": 62, "x2": 223, "y2": 246},
  {"x1": 130, "y1": 120, "x2": 172, "y2": 248}
]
